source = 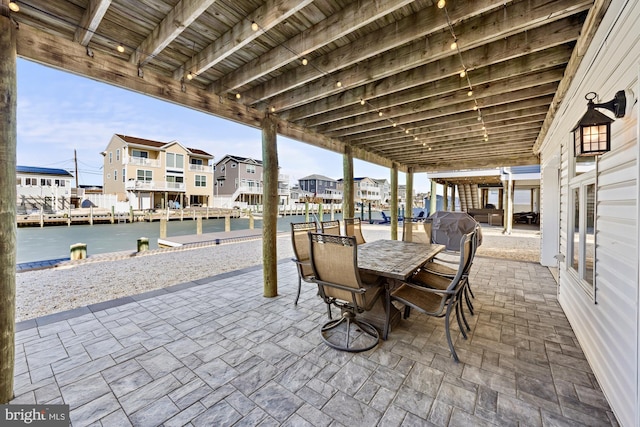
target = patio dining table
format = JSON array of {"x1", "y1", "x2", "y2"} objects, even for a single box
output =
[{"x1": 356, "y1": 239, "x2": 445, "y2": 333}]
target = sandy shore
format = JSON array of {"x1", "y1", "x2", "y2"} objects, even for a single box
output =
[{"x1": 15, "y1": 223, "x2": 540, "y2": 322}]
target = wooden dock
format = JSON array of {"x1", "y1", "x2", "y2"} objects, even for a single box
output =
[
  {"x1": 158, "y1": 229, "x2": 264, "y2": 248},
  {"x1": 16, "y1": 207, "x2": 241, "y2": 227}
]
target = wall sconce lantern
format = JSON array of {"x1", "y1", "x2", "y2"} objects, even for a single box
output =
[{"x1": 572, "y1": 91, "x2": 626, "y2": 157}]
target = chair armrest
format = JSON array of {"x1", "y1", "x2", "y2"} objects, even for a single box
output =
[
  {"x1": 314, "y1": 279, "x2": 367, "y2": 294},
  {"x1": 401, "y1": 280, "x2": 454, "y2": 295}
]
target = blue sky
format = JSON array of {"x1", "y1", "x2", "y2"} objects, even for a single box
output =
[{"x1": 16, "y1": 59, "x2": 430, "y2": 192}]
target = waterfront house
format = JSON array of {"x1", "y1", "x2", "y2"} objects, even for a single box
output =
[
  {"x1": 213, "y1": 154, "x2": 290, "y2": 207},
  {"x1": 16, "y1": 166, "x2": 74, "y2": 213},
  {"x1": 101, "y1": 134, "x2": 214, "y2": 210},
  {"x1": 297, "y1": 174, "x2": 342, "y2": 204}
]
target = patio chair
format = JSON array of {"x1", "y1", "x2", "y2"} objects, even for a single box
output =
[
  {"x1": 402, "y1": 219, "x2": 432, "y2": 244},
  {"x1": 290, "y1": 222, "x2": 332, "y2": 318},
  {"x1": 309, "y1": 233, "x2": 384, "y2": 352},
  {"x1": 344, "y1": 217, "x2": 366, "y2": 244},
  {"x1": 384, "y1": 232, "x2": 473, "y2": 362},
  {"x1": 421, "y1": 225, "x2": 480, "y2": 315},
  {"x1": 320, "y1": 220, "x2": 341, "y2": 235}
]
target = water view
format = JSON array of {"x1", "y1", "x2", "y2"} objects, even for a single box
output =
[{"x1": 16, "y1": 213, "x2": 349, "y2": 264}]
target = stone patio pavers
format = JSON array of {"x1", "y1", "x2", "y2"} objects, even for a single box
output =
[{"x1": 10, "y1": 257, "x2": 619, "y2": 426}]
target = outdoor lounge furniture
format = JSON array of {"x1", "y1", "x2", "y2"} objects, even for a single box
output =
[
  {"x1": 320, "y1": 220, "x2": 341, "y2": 235},
  {"x1": 384, "y1": 232, "x2": 473, "y2": 362},
  {"x1": 379, "y1": 211, "x2": 391, "y2": 224},
  {"x1": 309, "y1": 233, "x2": 383, "y2": 352},
  {"x1": 290, "y1": 222, "x2": 331, "y2": 318},
  {"x1": 344, "y1": 217, "x2": 366, "y2": 244}
]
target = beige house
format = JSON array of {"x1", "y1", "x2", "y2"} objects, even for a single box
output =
[{"x1": 102, "y1": 134, "x2": 214, "y2": 209}]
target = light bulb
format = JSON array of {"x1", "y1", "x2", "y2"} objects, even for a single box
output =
[
  {"x1": 437, "y1": 0, "x2": 446, "y2": 9},
  {"x1": 405, "y1": 130, "x2": 410, "y2": 134},
  {"x1": 336, "y1": 81, "x2": 342, "y2": 88},
  {"x1": 459, "y1": 70, "x2": 466, "y2": 78},
  {"x1": 301, "y1": 58, "x2": 308, "y2": 66},
  {"x1": 251, "y1": 21, "x2": 258, "y2": 31},
  {"x1": 428, "y1": 146, "x2": 432, "y2": 151},
  {"x1": 360, "y1": 99, "x2": 365, "y2": 105},
  {"x1": 9, "y1": 1, "x2": 19, "y2": 12},
  {"x1": 473, "y1": 105, "x2": 478, "y2": 111},
  {"x1": 186, "y1": 72, "x2": 193, "y2": 80},
  {"x1": 468, "y1": 90, "x2": 473, "y2": 96},
  {"x1": 378, "y1": 111, "x2": 383, "y2": 117},
  {"x1": 117, "y1": 44, "x2": 125, "y2": 53},
  {"x1": 450, "y1": 40, "x2": 457, "y2": 50},
  {"x1": 393, "y1": 123, "x2": 397, "y2": 127},
  {"x1": 422, "y1": 142, "x2": 426, "y2": 146},
  {"x1": 236, "y1": 93, "x2": 241, "y2": 99}
]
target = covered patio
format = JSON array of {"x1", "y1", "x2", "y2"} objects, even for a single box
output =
[
  {"x1": 12, "y1": 255, "x2": 615, "y2": 425},
  {"x1": 2, "y1": 0, "x2": 637, "y2": 425}
]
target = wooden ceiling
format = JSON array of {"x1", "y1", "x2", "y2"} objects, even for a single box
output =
[{"x1": 9, "y1": 0, "x2": 601, "y2": 172}]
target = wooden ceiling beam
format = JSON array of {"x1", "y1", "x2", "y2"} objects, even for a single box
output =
[
  {"x1": 409, "y1": 156, "x2": 540, "y2": 172},
  {"x1": 285, "y1": 45, "x2": 572, "y2": 124},
  {"x1": 74, "y1": 0, "x2": 112, "y2": 46},
  {"x1": 347, "y1": 107, "x2": 550, "y2": 145},
  {"x1": 267, "y1": 11, "x2": 583, "y2": 114},
  {"x1": 327, "y1": 95, "x2": 554, "y2": 138},
  {"x1": 132, "y1": 0, "x2": 217, "y2": 67},
  {"x1": 303, "y1": 67, "x2": 565, "y2": 130},
  {"x1": 315, "y1": 81, "x2": 559, "y2": 135},
  {"x1": 358, "y1": 115, "x2": 547, "y2": 149},
  {"x1": 172, "y1": 0, "x2": 313, "y2": 80},
  {"x1": 244, "y1": 0, "x2": 506, "y2": 105},
  {"x1": 212, "y1": 0, "x2": 415, "y2": 94}
]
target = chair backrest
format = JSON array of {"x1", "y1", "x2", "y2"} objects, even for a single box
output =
[
  {"x1": 344, "y1": 218, "x2": 365, "y2": 244},
  {"x1": 451, "y1": 232, "x2": 474, "y2": 290},
  {"x1": 291, "y1": 222, "x2": 317, "y2": 276},
  {"x1": 309, "y1": 233, "x2": 366, "y2": 304},
  {"x1": 402, "y1": 220, "x2": 431, "y2": 244},
  {"x1": 320, "y1": 220, "x2": 341, "y2": 235}
]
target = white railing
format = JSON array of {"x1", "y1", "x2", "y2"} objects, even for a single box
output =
[
  {"x1": 125, "y1": 180, "x2": 186, "y2": 191},
  {"x1": 125, "y1": 157, "x2": 161, "y2": 167},
  {"x1": 188, "y1": 164, "x2": 214, "y2": 172}
]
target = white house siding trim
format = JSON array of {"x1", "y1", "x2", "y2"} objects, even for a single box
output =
[{"x1": 538, "y1": 1, "x2": 640, "y2": 425}]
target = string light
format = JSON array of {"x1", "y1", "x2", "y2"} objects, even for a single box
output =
[
  {"x1": 186, "y1": 72, "x2": 194, "y2": 80},
  {"x1": 360, "y1": 99, "x2": 365, "y2": 105},
  {"x1": 450, "y1": 39, "x2": 457, "y2": 50},
  {"x1": 437, "y1": 0, "x2": 446, "y2": 9},
  {"x1": 378, "y1": 111, "x2": 383, "y2": 117},
  {"x1": 301, "y1": 58, "x2": 308, "y2": 66},
  {"x1": 116, "y1": 44, "x2": 125, "y2": 53},
  {"x1": 336, "y1": 81, "x2": 342, "y2": 88},
  {"x1": 467, "y1": 90, "x2": 473, "y2": 96},
  {"x1": 459, "y1": 69, "x2": 466, "y2": 78},
  {"x1": 8, "y1": 1, "x2": 19, "y2": 12},
  {"x1": 236, "y1": 93, "x2": 241, "y2": 99},
  {"x1": 251, "y1": 21, "x2": 259, "y2": 31},
  {"x1": 270, "y1": 106, "x2": 276, "y2": 112}
]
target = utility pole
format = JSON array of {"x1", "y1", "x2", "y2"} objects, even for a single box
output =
[{"x1": 74, "y1": 149, "x2": 79, "y2": 188}]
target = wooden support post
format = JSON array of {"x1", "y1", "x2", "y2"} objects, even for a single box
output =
[
  {"x1": 262, "y1": 115, "x2": 278, "y2": 298},
  {"x1": 160, "y1": 218, "x2": 167, "y2": 239},
  {"x1": 225, "y1": 215, "x2": 230, "y2": 231},
  {"x1": 89, "y1": 205, "x2": 93, "y2": 225},
  {"x1": 304, "y1": 200, "x2": 309, "y2": 222},
  {"x1": 110, "y1": 206, "x2": 115, "y2": 224},
  {"x1": 430, "y1": 180, "x2": 437, "y2": 215},
  {"x1": 137, "y1": 237, "x2": 149, "y2": 252},
  {"x1": 196, "y1": 215, "x2": 202, "y2": 235},
  {"x1": 39, "y1": 206, "x2": 43, "y2": 227},
  {"x1": 0, "y1": 7, "x2": 17, "y2": 403},
  {"x1": 343, "y1": 146, "x2": 354, "y2": 219},
  {"x1": 443, "y1": 184, "x2": 449, "y2": 211},
  {"x1": 129, "y1": 206, "x2": 134, "y2": 223},
  {"x1": 249, "y1": 211, "x2": 254, "y2": 229},
  {"x1": 406, "y1": 168, "x2": 414, "y2": 222},
  {"x1": 390, "y1": 164, "x2": 398, "y2": 240},
  {"x1": 70, "y1": 243, "x2": 87, "y2": 260}
]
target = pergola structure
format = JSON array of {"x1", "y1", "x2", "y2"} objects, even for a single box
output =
[{"x1": 0, "y1": 0, "x2": 611, "y2": 403}]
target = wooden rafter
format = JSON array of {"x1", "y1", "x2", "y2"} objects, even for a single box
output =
[{"x1": 74, "y1": 0, "x2": 111, "y2": 46}]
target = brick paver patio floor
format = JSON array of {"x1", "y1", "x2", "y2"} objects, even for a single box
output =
[{"x1": 11, "y1": 256, "x2": 618, "y2": 426}]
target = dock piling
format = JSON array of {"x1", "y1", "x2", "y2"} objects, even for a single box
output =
[
  {"x1": 70, "y1": 243, "x2": 87, "y2": 260},
  {"x1": 137, "y1": 237, "x2": 149, "y2": 252}
]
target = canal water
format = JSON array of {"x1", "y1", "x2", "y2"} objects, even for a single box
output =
[{"x1": 16, "y1": 213, "x2": 349, "y2": 264}]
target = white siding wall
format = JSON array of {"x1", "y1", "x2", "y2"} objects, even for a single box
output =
[{"x1": 539, "y1": 1, "x2": 639, "y2": 425}]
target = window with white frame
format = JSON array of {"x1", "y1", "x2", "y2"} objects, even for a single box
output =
[
  {"x1": 195, "y1": 175, "x2": 207, "y2": 187},
  {"x1": 132, "y1": 149, "x2": 148, "y2": 158},
  {"x1": 116, "y1": 149, "x2": 120, "y2": 161},
  {"x1": 166, "y1": 153, "x2": 184, "y2": 169},
  {"x1": 114, "y1": 170, "x2": 118, "y2": 181},
  {"x1": 137, "y1": 169, "x2": 152, "y2": 181},
  {"x1": 246, "y1": 164, "x2": 256, "y2": 173},
  {"x1": 122, "y1": 169, "x2": 125, "y2": 182},
  {"x1": 568, "y1": 153, "x2": 597, "y2": 298}
]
